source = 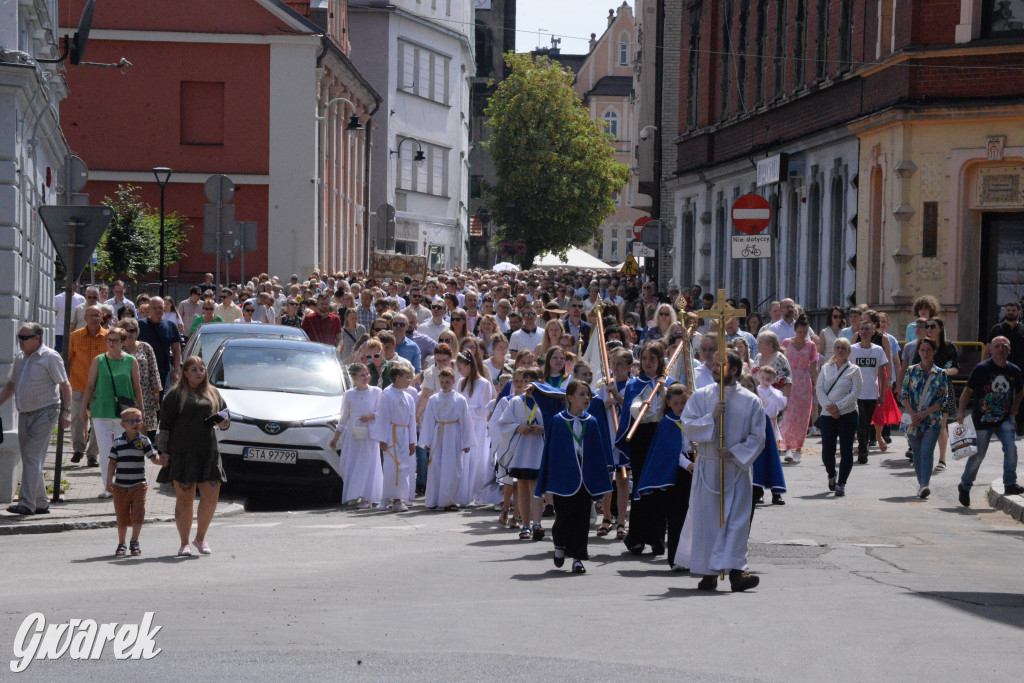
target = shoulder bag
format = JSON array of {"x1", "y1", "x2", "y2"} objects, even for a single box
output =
[{"x1": 105, "y1": 355, "x2": 136, "y2": 415}]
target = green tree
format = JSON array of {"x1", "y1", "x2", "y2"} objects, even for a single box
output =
[
  {"x1": 97, "y1": 184, "x2": 187, "y2": 282},
  {"x1": 484, "y1": 53, "x2": 631, "y2": 269}
]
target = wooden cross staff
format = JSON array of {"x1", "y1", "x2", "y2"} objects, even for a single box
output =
[{"x1": 696, "y1": 289, "x2": 746, "y2": 530}]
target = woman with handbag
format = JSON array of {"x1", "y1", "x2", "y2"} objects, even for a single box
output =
[
  {"x1": 80, "y1": 327, "x2": 143, "y2": 499},
  {"x1": 815, "y1": 338, "x2": 862, "y2": 497},
  {"x1": 900, "y1": 338, "x2": 950, "y2": 499}
]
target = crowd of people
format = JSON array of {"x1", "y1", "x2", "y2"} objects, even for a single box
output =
[{"x1": 3, "y1": 267, "x2": 1023, "y2": 584}]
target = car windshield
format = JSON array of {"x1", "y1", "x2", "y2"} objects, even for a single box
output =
[
  {"x1": 211, "y1": 346, "x2": 343, "y2": 396},
  {"x1": 193, "y1": 330, "x2": 300, "y2": 364}
]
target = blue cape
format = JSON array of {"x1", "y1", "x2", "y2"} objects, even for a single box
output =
[
  {"x1": 613, "y1": 374, "x2": 678, "y2": 455},
  {"x1": 752, "y1": 414, "x2": 787, "y2": 493},
  {"x1": 535, "y1": 410, "x2": 613, "y2": 498},
  {"x1": 634, "y1": 412, "x2": 687, "y2": 498}
]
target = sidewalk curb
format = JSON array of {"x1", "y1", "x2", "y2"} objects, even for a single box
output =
[
  {"x1": 0, "y1": 503, "x2": 245, "y2": 536},
  {"x1": 987, "y1": 478, "x2": 1024, "y2": 523}
]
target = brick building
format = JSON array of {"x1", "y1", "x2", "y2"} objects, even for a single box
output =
[
  {"x1": 662, "y1": 0, "x2": 1024, "y2": 337},
  {"x1": 60, "y1": 0, "x2": 379, "y2": 290}
]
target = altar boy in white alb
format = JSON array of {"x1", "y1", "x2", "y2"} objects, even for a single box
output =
[
  {"x1": 674, "y1": 351, "x2": 765, "y2": 592},
  {"x1": 372, "y1": 365, "x2": 418, "y2": 512}
]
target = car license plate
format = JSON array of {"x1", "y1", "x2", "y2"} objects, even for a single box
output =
[{"x1": 243, "y1": 447, "x2": 297, "y2": 464}]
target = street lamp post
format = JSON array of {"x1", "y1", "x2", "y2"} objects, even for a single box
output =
[{"x1": 152, "y1": 167, "x2": 173, "y2": 296}]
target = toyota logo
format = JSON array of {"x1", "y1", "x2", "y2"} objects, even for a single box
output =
[{"x1": 263, "y1": 422, "x2": 282, "y2": 435}]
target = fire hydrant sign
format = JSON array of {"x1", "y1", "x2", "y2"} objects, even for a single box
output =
[{"x1": 731, "y1": 235, "x2": 772, "y2": 259}]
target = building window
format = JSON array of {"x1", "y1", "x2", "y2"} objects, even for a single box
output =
[
  {"x1": 603, "y1": 110, "x2": 619, "y2": 140},
  {"x1": 984, "y1": 0, "x2": 1024, "y2": 37},
  {"x1": 737, "y1": 0, "x2": 750, "y2": 113},
  {"x1": 715, "y1": 196, "x2": 727, "y2": 289},
  {"x1": 755, "y1": 1, "x2": 767, "y2": 104},
  {"x1": 180, "y1": 81, "x2": 225, "y2": 145},
  {"x1": 838, "y1": 0, "x2": 853, "y2": 72},
  {"x1": 829, "y1": 176, "x2": 846, "y2": 305},
  {"x1": 773, "y1": 0, "x2": 787, "y2": 98},
  {"x1": 720, "y1": 0, "x2": 733, "y2": 121},
  {"x1": 398, "y1": 40, "x2": 450, "y2": 105},
  {"x1": 620, "y1": 41, "x2": 629, "y2": 65},
  {"x1": 806, "y1": 181, "x2": 821, "y2": 309},
  {"x1": 397, "y1": 138, "x2": 449, "y2": 197},
  {"x1": 687, "y1": 3, "x2": 702, "y2": 129},
  {"x1": 794, "y1": 0, "x2": 807, "y2": 86},
  {"x1": 786, "y1": 189, "x2": 801, "y2": 297},
  {"x1": 922, "y1": 201, "x2": 938, "y2": 257},
  {"x1": 611, "y1": 235, "x2": 619, "y2": 261},
  {"x1": 815, "y1": 0, "x2": 830, "y2": 81}
]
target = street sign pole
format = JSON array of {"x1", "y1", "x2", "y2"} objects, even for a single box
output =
[{"x1": 39, "y1": 205, "x2": 112, "y2": 503}]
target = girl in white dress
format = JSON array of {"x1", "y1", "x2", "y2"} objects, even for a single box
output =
[
  {"x1": 456, "y1": 350, "x2": 494, "y2": 505},
  {"x1": 498, "y1": 367, "x2": 547, "y2": 539},
  {"x1": 330, "y1": 363, "x2": 383, "y2": 508},
  {"x1": 419, "y1": 367, "x2": 476, "y2": 510}
]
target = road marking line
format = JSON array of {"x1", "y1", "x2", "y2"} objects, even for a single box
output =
[
  {"x1": 222, "y1": 523, "x2": 282, "y2": 528},
  {"x1": 296, "y1": 524, "x2": 354, "y2": 529},
  {"x1": 765, "y1": 539, "x2": 819, "y2": 546}
]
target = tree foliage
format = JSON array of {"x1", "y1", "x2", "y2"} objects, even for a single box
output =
[
  {"x1": 484, "y1": 53, "x2": 631, "y2": 269},
  {"x1": 97, "y1": 185, "x2": 187, "y2": 282}
]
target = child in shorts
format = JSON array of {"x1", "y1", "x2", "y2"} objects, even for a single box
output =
[{"x1": 107, "y1": 407, "x2": 162, "y2": 556}]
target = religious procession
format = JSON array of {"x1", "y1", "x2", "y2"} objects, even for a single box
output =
[{"x1": 14, "y1": 265, "x2": 1021, "y2": 593}]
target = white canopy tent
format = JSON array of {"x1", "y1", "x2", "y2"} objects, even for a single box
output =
[{"x1": 532, "y1": 247, "x2": 616, "y2": 270}]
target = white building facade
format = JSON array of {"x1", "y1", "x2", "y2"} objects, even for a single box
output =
[
  {"x1": 349, "y1": 0, "x2": 473, "y2": 271},
  {"x1": 666, "y1": 130, "x2": 859, "y2": 324},
  {"x1": 0, "y1": 0, "x2": 69, "y2": 494}
]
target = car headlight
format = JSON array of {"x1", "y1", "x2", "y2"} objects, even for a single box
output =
[{"x1": 302, "y1": 415, "x2": 340, "y2": 430}]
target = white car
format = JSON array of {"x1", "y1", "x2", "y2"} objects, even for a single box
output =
[{"x1": 207, "y1": 337, "x2": 347, "y2": 498}]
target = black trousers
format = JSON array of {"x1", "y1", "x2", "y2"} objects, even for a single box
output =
[
  {"x1": 649, "y1": 467, "x2": 692, "y2": 565},
  {"x1": 820, "y1": 411, "x2": 858, "y2": 485},
  {"x1": 856, "y1": 399, "x2": 877, "y2": 454},
  {"x1": 553, "y1": 486, "x2": 593, "y2": 561},
  {"x1": 624, "y1": 422, "x2": 663, "y2": 550}
]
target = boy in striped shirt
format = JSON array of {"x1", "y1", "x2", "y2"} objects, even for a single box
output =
[{"x1": 106, "y1": 407, "x2": 163, "y2": 556}]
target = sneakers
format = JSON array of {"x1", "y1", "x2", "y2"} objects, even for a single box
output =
[
  {"x1": 917, "y1": 485, "x2": 930, "y2": 499},
  {"x1": 729, "y1": 569, "x2": 760, "y2": 592},
  {"x1": 1004, "y1": 483, "x2": 1024, "y2": 496},
  {"x1": 790, "y1": 451, "x2": 802, "y2": 464},
  {"x1": 783, "y1": 450, "x2": 794, "y2": 463},
  {"x1": 356, "y1": 500, "x2": 371, "y2": 509},
  {"x1": 808, "y1": 426, "x2": 820, "y2": 436},
  {"x1": 834, "y1": 484, "x2": 846, "y2": 497},
  {"x1": 827, "y1": 475, "x2": 837, "y2": 492},
  {"x1": 958, "y1": 484, "x2": 970, "y2": 507},
  {"x1": 392, "y1": 501, "x2": 409, "y2": 512}
]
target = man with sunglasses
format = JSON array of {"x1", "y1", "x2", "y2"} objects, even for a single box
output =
[
  {"x1": 70, "y1": 286, "x2": 101, "y2": 331},
  {"x1": 391, "y1": 314, "x2": 422, "y2": 374},
  {"x1": 1, "y1": 323, "x2": 72, "y2": 515},
  {"x1": 562, "y1": 296, "x2": 592, "y2": 352},
  {"x1": 419, "y1": 298, "x2": 451, "y2": 343},
  {"x1": 509, "y1": 307, "x2": 543, "y2": 359},
  {"x1": 214, "y1": 289, "x2": 242, "y2": 323},
  {"x1": 402, "y1": 285, "x2": 431, "y2": 324}
]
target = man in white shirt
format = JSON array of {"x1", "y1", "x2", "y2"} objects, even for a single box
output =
[
  {"x1": 419, "y1": 298, "x2": 451, "y2": 343},
  {"x1": 103, "y1": 280, "x2": 136, "y2": 318},
  {"x1": 509, "y1": 307, "x2": 543, "y2": 358},
  {"x1": 765, "y1": 298, "x2": 799, "y2": 342},
  {"x1": 494, "y1": 299, "x2": 512, "y2": 334},
  {"x1": 582, "y1": 285, "x2": 601, "y2": 314},
  {"x1": 693, "y1": 336, "x2": 717, "y2": 389},
  {"x1": 54, "y1": 283, "x2": 85, "y2": 351}
]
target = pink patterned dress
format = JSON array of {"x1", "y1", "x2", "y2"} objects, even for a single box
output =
[{"x1": 781, "y1": 338, "x2": 819, "y2": 450}]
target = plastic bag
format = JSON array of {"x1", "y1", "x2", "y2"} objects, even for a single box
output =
[{"x1": 949, "y1": 416, "x2": 977, "y2": 461}]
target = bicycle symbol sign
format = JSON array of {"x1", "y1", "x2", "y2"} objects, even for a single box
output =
[{"x1": 731, "y1": 235, "x2": 771, "y2": 259}]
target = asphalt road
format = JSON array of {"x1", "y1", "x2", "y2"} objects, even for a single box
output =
[{"x1": 1, "y1": 434, "x2": 1021, "y2": 681}]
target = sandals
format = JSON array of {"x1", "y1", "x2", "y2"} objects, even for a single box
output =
[
  {"x1": 596, "y1": 519, "x2": 614, "y2": 536},
  {"x1": 934, "y1": 461, "x2": 947, "y2": 472},
  {"x1": 114, "y1": 543, "x2": 127, "y2": 557},
  {"x1": 498, "y1": 507, "x2": 509, "y2": 526},
  {"x1": 615, "y1": 524, "x2": 627, "y2": 541},
  {"x1": 509, "y1": 516, "x2": 521, "y2": 530},
  {"x1": 130, "y1": 540, "x2": 141, "y2": 556},
  {"x1": 531, "y1": 524, "x2": 545, "y2": 541},
  {"x1": 595, "y1": 501, "x2": 604, "y2": 516},
  {"x1": 519, "y1": 526, "x2": 532, "y2": 540}
]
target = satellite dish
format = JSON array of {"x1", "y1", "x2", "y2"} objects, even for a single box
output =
[{"x1": 70, "y1": 0, "x2": 96, "y2": 66}]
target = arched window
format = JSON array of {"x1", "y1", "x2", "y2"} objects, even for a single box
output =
[
  {"x1": 682, "y1": 210, "x2": 695, "y2": 287},
  {"x1": 603, "y1": 110, "x2": 619, "y2": 140},
  {"x1": 806, "y1": 181, "x2": 821, "y2": 309},
  {"x1": 829, "y1": 176, "x2": 846, "y2": 306},
  {"x1": 786, "y1": 189, "x2": 801, "y2": 297}
]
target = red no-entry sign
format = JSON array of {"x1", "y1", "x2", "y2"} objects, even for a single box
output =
[
  {"x1": 633, "y1": 216, "x2": 652, "y2": 240},
  {"x1": 731, "y1": 194, "x2": 771, "y2": 234}
]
